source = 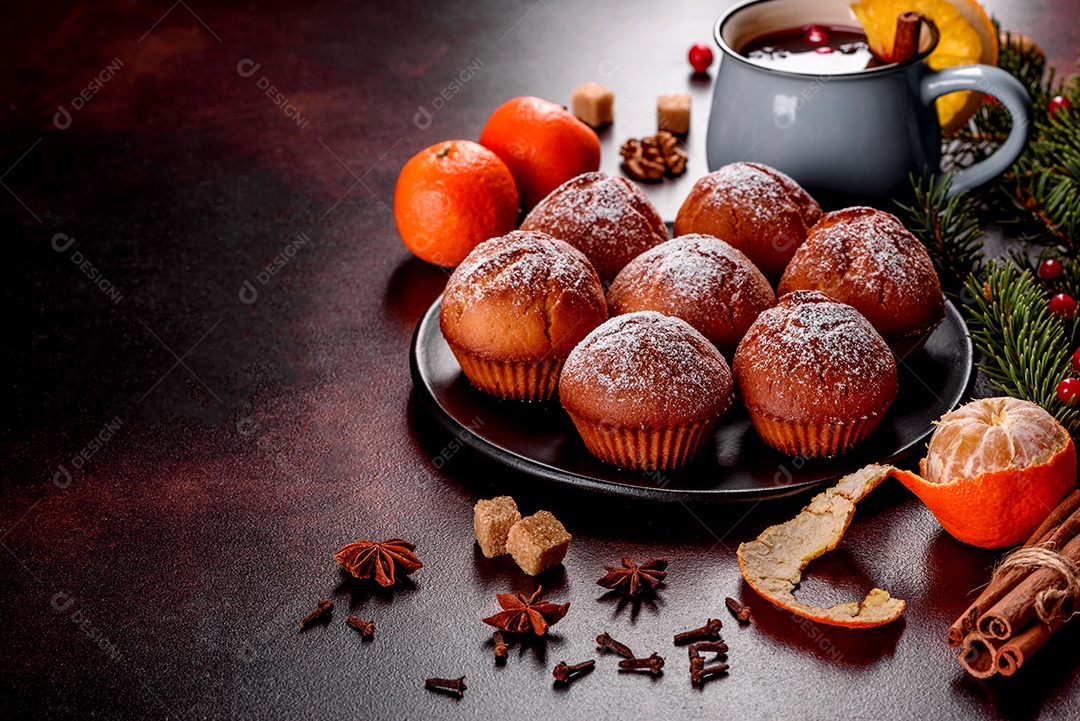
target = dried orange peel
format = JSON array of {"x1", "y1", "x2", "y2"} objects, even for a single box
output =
[{"x1": 737, "y1": 464, "x2": 907, "y2": 628}]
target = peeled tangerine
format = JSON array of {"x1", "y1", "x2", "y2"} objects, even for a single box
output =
[{"x1": 894, "y1": 397, "x2": 1077, "y2": 549}]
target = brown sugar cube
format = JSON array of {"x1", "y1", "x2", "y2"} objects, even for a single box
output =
[
  {"x1": 658, "y1": 94, "x2": 691, "y2": 135},
  {"x1": 474, "y1": 496, "x2": 521, "y2": 558},
  {"x1": 571, "y1": 82, "x2": 615, "y2": 128},
  {"x1": 505, "y1": 511, "x2": 572, "y2": 576}
]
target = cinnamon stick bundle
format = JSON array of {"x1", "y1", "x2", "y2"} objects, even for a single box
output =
[
  {"x1": 995, "y1": 611, "x2": 1067, "y2": 676},
  {"x1": 950, "y1": 490, "x2": 1080, "y2": 678},
  {"x1": 977, "y1": 533, "x2": 1080, "y2": 639},
  {"x1": 957, "y1": 632, "x2": 1002, "y2": 679},
  {"x1": 947, "y1": 489, "x2": 1080, "y2": 646}
]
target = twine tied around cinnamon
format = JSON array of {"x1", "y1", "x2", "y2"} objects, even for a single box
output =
[{"x1": 996, "y1": 543, "x2": 1080, "y2": 623}]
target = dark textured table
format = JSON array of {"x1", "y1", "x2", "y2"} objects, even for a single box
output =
[{"x1": 3, "y1": 2, "x2": 1079, "y2": 719}]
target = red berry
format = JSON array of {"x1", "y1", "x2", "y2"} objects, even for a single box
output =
[
  {"x1": 1049, "y1": 293, "x2": 1077, "y2": 319},
  {"x1": 1073, "y1": 347, "x2": 1080, "y2": 374},
  {"x1": 804, "y1": 26, "x2": 829, "y2": 45},
  {"x1": 1038, "y1": 258, "x2": 1063, "y2": 281},
  {"x1": 689, "y1": 44, "x2": 714, "y2": 73},
  {"x1": 1058, "y1": 377, "x2": 1080, "y2": 406},
  {"x1": 1049, "y1": 95, "x2": 1073, "y2": 118}
]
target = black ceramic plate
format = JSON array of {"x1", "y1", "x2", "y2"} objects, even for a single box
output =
[{"x1": 411, "y1": 297, "x2": 973, "y2": 502}]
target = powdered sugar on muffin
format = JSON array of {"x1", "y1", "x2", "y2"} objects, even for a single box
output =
[
  {"x1": 561, "y1": 311, "x2": 733, "y2": 426},
  {"x1": 733, "y1": 291, "x2": 897, "y2": 457},
  {"x1": 440, "y1": 230, "x2": 608, "y2": 400},
  {"x1": 674, "y1": 162, "x2": 822, "y2": 280},
  {"x1": 734, "y1": 291, "x2": 896, "y2": 421},
  {"x1": 520, "y1": 171, "x2": 668, "y2": 282},
  {"x1": 778, "y1": 207, "x2": 945, "y2": 351},
  {"x1": 559, "y1": 311, "x2": 734, "y2": 469},
  {"x1": 607, "y1": 234, "x2": 776, "y2": 353}
]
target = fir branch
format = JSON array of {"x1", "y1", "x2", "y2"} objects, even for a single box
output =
[
  {"x1": 989, "y1": 34, "x2": 1080, "y2": 253},
  {"x1": 948, "y1": 28, "x2": 1057, "y2": 170},
  {"x1": 896, "y1": 173, "x2": 983, "y2": 296},
  {"x1": 1010, "y1": 115, "x2": 1080, "y2": 253},
  {"x1": 946, "y1": 26, "x2": 1080, "y2": 255},
  {"x1": 962, "y1": 261, "x2": 1079, "y2": 432}
]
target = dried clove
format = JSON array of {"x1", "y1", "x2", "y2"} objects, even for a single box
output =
[
  {"x1": 726, "y1": 597, "x2": 752, "y2": 624},
  {"x1": 299, "y1": 600, "x2": 333, "y2": 629},
  {"x1": 691, "y1": 661, "x2": 729, "y2": 686},
  {"x1": 674, "y1": 618, "x2": 723, "y2": 644},
  {"x1": 596, "y1": 632, "x2": 634, "y2": 658},
  {"x1": 618, "y1": 652, "x2": 665, "y2": 676},
  {"x1": 553, "y1": 659, "x2": 595, "y2": 684},
  {"x1": 425, "y1": 676, "x2": 467, "y2": 698},
  {"x1": 689, "y1": 640, "x2": 728, "y2": 657},
  {"x1": 345, "y1": 616, "x2": 375, "y2": 638},
  {"x1": 492, "y1": 631, "x2": 509, "y2": 662}
]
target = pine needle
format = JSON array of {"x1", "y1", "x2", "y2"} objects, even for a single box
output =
[{"x1": 962, "y1": 261, "x2": 1079, "y2": 432}]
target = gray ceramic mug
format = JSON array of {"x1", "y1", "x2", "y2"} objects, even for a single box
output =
[{"x1": 706, "y1": 0, "x2": 1031, "y2": 205}]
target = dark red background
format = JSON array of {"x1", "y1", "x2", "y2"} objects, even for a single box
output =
[{"x1": 3, "y1": 1, "x2": 1079, "y2": 719}]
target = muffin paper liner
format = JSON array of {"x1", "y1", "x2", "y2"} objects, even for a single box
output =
[
  {"x1": 449, "y1": 346, "x2": 561, "y2": 401},
  {"x1": 566, "y1": 415, "x2": 718, "y2": 470},
  {"x1": 745, "y1": 407, "x2": 885, "y2": 458}
]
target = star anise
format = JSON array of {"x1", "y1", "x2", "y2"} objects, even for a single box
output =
[
  {"x1": 333, "y1": 538, "x2": 422, "y2": 587},
  {"x1": 596, "y1": 557, "x2": 668, "y2": 598},
  {"x1": 482, "y1": 586, "x2": 570, "y2": 636}
]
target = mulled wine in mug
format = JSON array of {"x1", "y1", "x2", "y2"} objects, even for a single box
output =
[{"x1": 706, "y1": 0, "x2": 1030, "y2": 205}]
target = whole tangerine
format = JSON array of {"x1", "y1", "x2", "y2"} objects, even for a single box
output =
[
  {"x1": 479, "y1": 96, "x2": 601, "y2": 210},
  {"x1": 394, "y1": 140, "x2": 519, "y2": 267},
  {"x1": 894, "y1": 396, "x2": 1077, "y2": 548}
]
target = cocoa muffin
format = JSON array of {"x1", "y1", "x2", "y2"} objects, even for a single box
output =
[
  {"x1": 674, "y1": 162, "x2": 822, "y2": 279},
  {"x1": 559, "y1": 311, "x2": 734, "y2": 470},
  {"x1": 440, "y1": 230, "x2": 607, "y2": 401},
  {"x1": 778, "y1": 206, "x2": 946, "y2": 358},
  {"x1": 520, "y1": 171, "x2": 668, "y2": 282},
  {"x1": 607, "y1": 234, "x2": 776, "y2": 354},
  {"x1": 733, "y1": 291, "x2": 897, "y2": 458}
]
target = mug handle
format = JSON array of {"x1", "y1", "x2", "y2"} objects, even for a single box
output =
[{"x1": 920, "y1": 65, "x2": 1031, "y2": 196}]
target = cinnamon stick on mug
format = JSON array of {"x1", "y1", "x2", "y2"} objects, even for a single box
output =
[{"x1": 892, "y1": 12, "x2": 923, "y2": 63}]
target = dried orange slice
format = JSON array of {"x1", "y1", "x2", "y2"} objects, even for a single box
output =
[
  {"x1": 893, "y1": 397, "x2": 1077, "y2": 548},
  {"x1": 850, "y1": 0, "x2": 998, "y2": 133},
  {"x1": 737, "y1": 464, "x2": 907, "y2": 628}
]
